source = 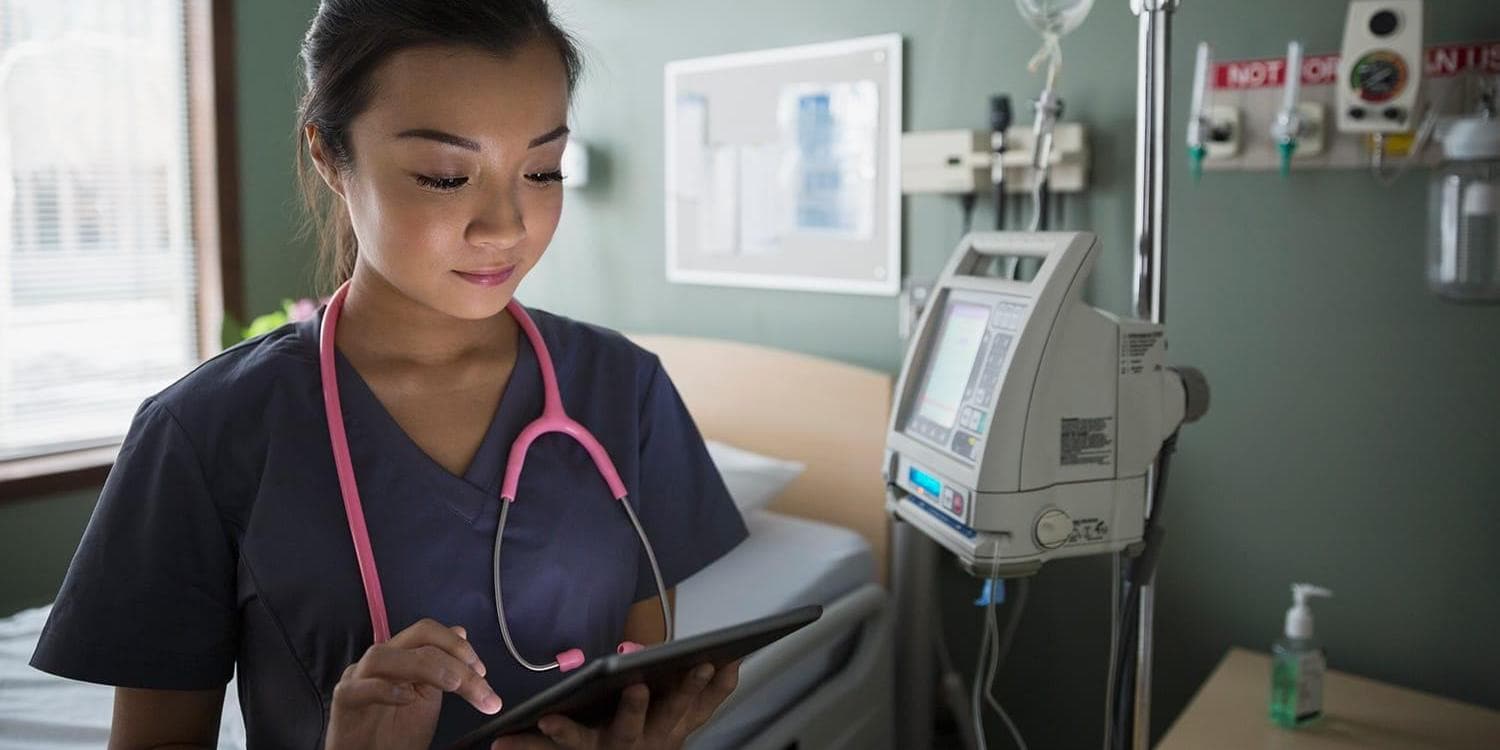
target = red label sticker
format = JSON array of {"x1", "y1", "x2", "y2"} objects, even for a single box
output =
[{"x1": 1211, "y1": 40, "x2": 1500, "y2": 90}]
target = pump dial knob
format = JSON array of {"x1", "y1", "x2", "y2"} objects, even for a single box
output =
[{"x1": 1035, "y1": 509, "x2": 1073, "y2": 550}]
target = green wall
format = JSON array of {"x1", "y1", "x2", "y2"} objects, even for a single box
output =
[{"x1": 3, "y1": 1, "x2": 1496, "y2": 746}]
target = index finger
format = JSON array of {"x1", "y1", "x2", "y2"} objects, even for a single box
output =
[{"x1": 388, "y1": 617, "x2": 487, "y2": 677}]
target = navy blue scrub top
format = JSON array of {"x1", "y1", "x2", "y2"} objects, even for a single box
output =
[{"x1": 30, "y1": 305, "x2": 749, "y2": 749}]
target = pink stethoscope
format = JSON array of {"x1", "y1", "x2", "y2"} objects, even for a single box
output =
[{"x1": 318, "y1": 281, "x2": 672, "y2": 673}]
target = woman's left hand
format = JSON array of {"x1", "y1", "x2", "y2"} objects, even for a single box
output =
[{"x1": 491, "y1": 659, "x2": 740, "y2": 750}]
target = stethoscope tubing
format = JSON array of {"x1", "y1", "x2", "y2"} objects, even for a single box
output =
[{"x1": 319, "y1": 280, "x2": 672, "y2": 671}]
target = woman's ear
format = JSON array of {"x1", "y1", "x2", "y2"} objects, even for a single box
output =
[{"x1": 306, "y1": 124, "x2": 345, "y2": 198}]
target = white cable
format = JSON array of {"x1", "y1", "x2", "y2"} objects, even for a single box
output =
[
  {"x1": 1370, "y1": 68, "x2": 1469, "y2": 188},
  {"x1": 985, "y1": 579, "x2": 1030, "y2": 750},
  {"x1": 1026, "y1": 33, "x2": 1063, "y2": 91},
  {"x1": 1370, "y1": 102, "x2": 1440, "y2": 187},
  {"x1": 972, "y1": 596, "x2": 992, "y2": 750},
  {"x1": 1028, "y1": 178, "x2": 1047, "y2": 232}
]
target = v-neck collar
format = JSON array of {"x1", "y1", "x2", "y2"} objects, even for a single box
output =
[{"x1": 297, "y1": 308, "x2": 543, "y2": 524}]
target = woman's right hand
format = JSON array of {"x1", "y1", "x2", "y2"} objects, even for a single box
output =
[{"x1": 325, "y1": 618, "x2": 503, "y2": 750}]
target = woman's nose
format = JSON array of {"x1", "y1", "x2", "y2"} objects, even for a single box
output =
[{"x1": 466, "y1": 187, "x2": 526, "y2": 250}]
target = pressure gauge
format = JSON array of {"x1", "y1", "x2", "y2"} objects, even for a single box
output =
[
  {"x1": 1350, "y1": 50, "x2": 1409, "y2": 103},
  {"x1": 1336, "y1": 1, "x2": 1423, "y2": 134}
]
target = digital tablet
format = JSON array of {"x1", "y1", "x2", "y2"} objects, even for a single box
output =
[{"x1": 446, "y1": 605, "x2": 822, "y2": 749}]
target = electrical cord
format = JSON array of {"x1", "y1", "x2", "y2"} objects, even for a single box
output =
[
  {"x1": 1107, "y1": 433, "x2": 1179, "y2": 750},
  {"x1": 1103, "y1": 550, "x2": 1122, "y2": 750}
]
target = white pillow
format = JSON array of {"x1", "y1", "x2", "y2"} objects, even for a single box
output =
[{"x1": 704, "y1": 439, "x2": 806, "y2": 513}]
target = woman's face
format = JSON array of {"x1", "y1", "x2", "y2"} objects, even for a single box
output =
[{"x1": 310, "y1": 39, "x2": 570, "y2": 320}]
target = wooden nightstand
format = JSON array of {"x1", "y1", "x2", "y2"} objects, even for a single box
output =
[{"x1": 1157, "y1": 648, "x2": 1500, "y2": 749}]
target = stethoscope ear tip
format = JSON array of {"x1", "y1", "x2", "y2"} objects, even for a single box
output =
[{"x1": 556, "y1": 648, "x2": 587, "y2": 672}]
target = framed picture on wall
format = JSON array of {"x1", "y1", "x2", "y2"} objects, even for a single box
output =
[{"x1": 664, "y1": 34, "x2": 903, "y2": 296}]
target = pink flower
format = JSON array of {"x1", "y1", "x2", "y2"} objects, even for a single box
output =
[{"x1": 287, "y1": 298, "x2": 320, "y2": 322}]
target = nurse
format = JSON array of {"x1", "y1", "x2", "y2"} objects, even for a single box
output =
[{"x1": 28, "y1": 1, "x2": 750, "y2": 748}]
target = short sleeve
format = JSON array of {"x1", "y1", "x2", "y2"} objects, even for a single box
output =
[
  {"x1": 631, "y1": 361, "x2": 749, "y2": 602},
  {"x1": 30, "y1": 398, "x2": 238, "y2": 690}
]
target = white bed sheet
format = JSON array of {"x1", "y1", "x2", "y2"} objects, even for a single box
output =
[
  {"x1": 0, "y1": 509, "x2": 873, "y2": 749},
  {"x1": 0, "y1": 606, "x2": 246, "y2": 750},
  {"x1": 678, "y1": 509, "x2": 877, "y2": 749}
]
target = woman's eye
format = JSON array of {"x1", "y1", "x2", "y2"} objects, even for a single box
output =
[
  {"x1": 414, "y1": 174, "x2": 468, "y2": 191},
  {"x1": 526, "y1": 170, "x2": 565, "y2": 185}
]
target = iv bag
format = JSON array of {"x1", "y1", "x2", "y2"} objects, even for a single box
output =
[{"x1": 1014, "y1": 0, "x2": 1095, "y2": 37}]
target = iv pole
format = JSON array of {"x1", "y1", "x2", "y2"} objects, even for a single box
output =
[
  {"x1": 896, "y1": 4, "x2": 1181, "y2": 747},
  {"x1": 1129, "y1": 0, "x2": 1176, "y2": 748}
]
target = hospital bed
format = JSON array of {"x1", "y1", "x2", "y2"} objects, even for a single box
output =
[
  {"x1": 634, "y1": 334, "x2": 895, "y2": 750},
  {"x1": 0, "y1": 334, "x2": 896, "y2": 750}
]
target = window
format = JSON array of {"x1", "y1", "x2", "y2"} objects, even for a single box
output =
[{"x1": 0, "y1": 0, "x2": 233, "y2": 490}]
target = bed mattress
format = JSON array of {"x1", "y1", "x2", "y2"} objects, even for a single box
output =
[
  {"x1": 0, "y1": 606, "x2": 247, "y2": 749},
  {"x1": 678, "y1": 509, "x2": 877, "y2": 749}
]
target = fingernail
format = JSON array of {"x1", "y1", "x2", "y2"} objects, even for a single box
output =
[
  {"x1": 538, "y1": 718, "x2": 559, "y2": 735},
  {"x1": 473, "y1": 659, "x2": 487, "y2": 678},
  {"x1": 694, "y1": 665, "x2": 714, "y2": 683},
  {"x1": 483, "y1": 691, "x2": 503, "y2": 714},
  {"x1": 455, "y1": 626, "x2": 469, "y2": 640},
  {"x1": 444, "y1": 672, "x2": 462, "y2": 691}
]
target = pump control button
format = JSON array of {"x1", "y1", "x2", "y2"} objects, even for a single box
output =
[
  {"x1": 1035, "y1": 509, "x2": 1072, "y2": 549},
  {"x1": 1383, "y1": 106, "x2": 1406, "y2": 121},
  {"x1": 1348, "y1": 107, "x2": 1367, "y2": 120}
]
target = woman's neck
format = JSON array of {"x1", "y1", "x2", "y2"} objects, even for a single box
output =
[{"x1": 335, "y1": 265, "x2": 518, "y2": 369}]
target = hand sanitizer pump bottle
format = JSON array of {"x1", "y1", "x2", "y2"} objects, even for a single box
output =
[{"x1": 1270, "y1": 583, "x2": 1333, "y2": 728}]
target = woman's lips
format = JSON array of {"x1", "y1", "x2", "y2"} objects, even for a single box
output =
[{"x1": 454, "y1": 267, "x2": 515, "y2": 287}]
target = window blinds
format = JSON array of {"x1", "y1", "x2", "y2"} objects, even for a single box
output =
[{"x1": 0, "y1": 0, "x2": 201, "y2": 462}]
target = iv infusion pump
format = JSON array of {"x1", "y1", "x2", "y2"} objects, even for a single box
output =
[{"x1": 884, "y1": 232, "x2": 1207, "y2": 578}]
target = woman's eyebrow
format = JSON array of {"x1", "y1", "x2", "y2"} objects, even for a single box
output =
[
  {"x1": 392, "y1": 125, "x2": 569, "y2": 151},
  {"x1": 529, "y1": 125, "x2": 569, "y2": 148},
  {"x1": 394, "y1": 128, "x2": 481, "y2": 151}
]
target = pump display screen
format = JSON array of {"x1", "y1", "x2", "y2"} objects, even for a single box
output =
[{"x1": 914, "y1": 301, "x2": 990, "y2": 429}]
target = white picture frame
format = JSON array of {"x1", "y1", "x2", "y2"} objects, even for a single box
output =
[{"x1": 664, "y1": 34, "x2": 903, "y2": 296}]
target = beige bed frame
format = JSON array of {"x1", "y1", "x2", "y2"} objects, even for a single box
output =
[{"x1": 628, "y1": 334, "x2": 894, "y2": 584}]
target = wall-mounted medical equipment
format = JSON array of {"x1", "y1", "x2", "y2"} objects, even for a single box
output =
[
  {"x1": 1429, "y1": 110, "x2": 1500, "y2": 301},
  {"x1": 1270, "y1": 41, "x2": 1329, "y2": 175},
  {"x1": 883, "y1": 232, "x2": 1207, "y2": 579},
  {"x1": 1185, "y1": 42, "x2": 1242, "y2": 179},
  {"x1": 900, "y1": 126, "x2": 1090, "y2": 197},
  {"x1": 1181, "y1": 0, "x2": 1500, "y2": 305},
  {"x1": 1184, "y1": 8, "x2": 1500, "y2": 177},
  {"x1": 990, "y1": 95, "x2": 1014, "y2": 231},
  {"x1": 1336, "y1": 1, "x2": 1425, "y2": 136}
]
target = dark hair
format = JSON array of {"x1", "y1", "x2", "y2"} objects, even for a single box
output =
[{"x1": 296, "y1": 0, "x2": 583, "y2": 292}]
